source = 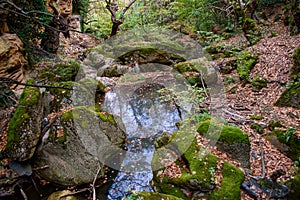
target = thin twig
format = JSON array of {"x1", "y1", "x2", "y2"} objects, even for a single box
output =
[
  {"x1": 200, "y1": 71, "x2": 209, "y2": 98},
  {"x1": 92, "y1": 161, "x2": 102, "y2": 200},
  {"x1": 19, "y1": 187, "x2": 28, "y2": 200}
]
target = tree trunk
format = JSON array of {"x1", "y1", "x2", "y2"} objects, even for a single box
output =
[{"x1": 110, "y1": 21, "x2": 122, "y2": 36}]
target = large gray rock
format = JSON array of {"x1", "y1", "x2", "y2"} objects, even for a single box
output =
[{"x1": 33, "y1": 106, "x2": 126, "y2": 186}]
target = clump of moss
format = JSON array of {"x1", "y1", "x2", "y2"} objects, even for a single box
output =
[
  {"x1": 287, "y1": 171, "x2": 300, "y2": 199},
  {"x1": 250, "y1": 115, "x2": 264, "y2": 120},
  {"x1": 236, "y1": 51, "x2": 258, "y2": 80},
  {"x1": 251, "y1": 76, "x2": 267, "y2": 91},
  {"x1": 275, "y1": 80, "x2": 300, "y2": 109},
  {"x1": 292, "y1": 45, "x2": 300, "y2": 68},
  {"x1": 6, "y1": 79, "x2": 41, "y2": 150},
  {"x1": 197, "y1": 120, "x2": 250, "y2": 145},
  {"x1": 38, "y1": 60, "x2": 83, "y2": 82},
  {"x1": 268, "y1": 120, "x2": 284, "y2": 131},
  {"x1": 251, "y1": 123, "x2": 264, "y2": 134},
  {"x1": 271, "y1": 129, "x2": 300, "y2": 161},
  {"x1": 127, "y1": 191, "x2": 184, "y2": 200}
]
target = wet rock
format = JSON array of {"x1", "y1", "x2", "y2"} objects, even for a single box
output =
[
  {"x1": 33, "y1": 106, "x2": 126, "y2": 186},
  {"x1": 5, "y1": 79, "x2": 42, "y2": 161}
]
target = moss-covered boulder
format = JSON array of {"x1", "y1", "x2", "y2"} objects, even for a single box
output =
[
  {"x1": 274, "y1": 46, "x2": 300, "y2": 108},
  {"x1": 287, "y1": 171, "x2": 300, "y2": 199},
  {"x1": 5, "y1": 79, "x2": 42, "y2": 161},
  {"x1": 117, "y1": 48, "x2": 185, "y2": 65},
  {"x1": 251, "y1": 76, "x2": 267, "y2": 92},
  {"x1": 33, "y1": 106, "x2": 126, "y2": 186},
  {"x1": 43, "y1": 77, "x2": 106, "y2": 114},
  {"x1": 293, "y1": 46, "x2": 300, "y2": 67},
  {"x1": 275, "y1": 79, "x2": 300, "y2": 109},
  {"x1": 153, "y1": 135, "x2": 245, "y2": 200},
  {"x1": 174, "y1": 58, "x2": 217, "y2": 86},
  {"x1": 197, "y1": 119, "x2": 250, "y2": 168},
  {"x1": 38, "y1": 60, "x2": 84, "y2": 82},
  {"x1": 236, "y1": 51, "x2": 258, "y2": 81},
  {"x1": 266, "y1": 129, "x2": 300, "y2": 161}
]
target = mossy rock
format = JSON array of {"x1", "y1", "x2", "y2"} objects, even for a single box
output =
[
  {"x1": 174, "y1": 59, "x2": 217, "y2": 86},
  {"x1": 197, "y1": 120, "x2": 250, "y2": 145},
  {"x1": 38, "y1": 60, "x2": 84, "y2": 82},
  {"x1": 292, "y1": 46, "x2": 300, "y2": 67},
  {"x1": 116, "y1": 47, "x2": 185, "y2": 65},
  {"x1": 268, "y1": 120, "x2": 284, "y2": 131},
  {"x1": 267, "y1": 129, "x2": 300, "y2": 161},
  {"x1": 127, "y1": 191, "x2": 184, "y2": 200},
  {"x1": 237, "y1": 51, "x2": 258, "y2": 80},
  {"x1": 287, "y1": 171, "x2": 300, "y2": 199},
  {"x1": 250, "y1": 115, "x2": 264, "y2": 120},
  {"x1": 251, "y1": 76, "x2": 267, "y2": 92},
  {"x1": 45, "y1": 78, "x2": 106, "y2": 112},
  {"x1": 197, "y1": 120, "x2": 250, "y2": 168},
  {"x1": 275, "y1": 80, "x2": 300, "y2": 109},
  {"x1": 153, "y1": 137, "x2": 245, "y2": 199},
  {"x1": 33, "y1": 106, "x2": 126, "y2": 186},
  {"x1": 251, "y1": 123, "x2": 265, "y2": 134},
  {"x1": 5, "y1": 79, "x2": 43, "y2": 161}
]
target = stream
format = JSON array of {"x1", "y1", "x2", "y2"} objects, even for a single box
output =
[{"x1": 103, "y1": 64, "x2": 191, "y2": 199}]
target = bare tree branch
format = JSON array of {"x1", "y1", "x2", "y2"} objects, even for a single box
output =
[{"x1": 0, "y1": 76, "x2": 74, "y2": 90}]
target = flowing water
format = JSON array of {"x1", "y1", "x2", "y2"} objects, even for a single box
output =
[{"x1": 103, "y1": 64, "x2": 190, "y2": 199}]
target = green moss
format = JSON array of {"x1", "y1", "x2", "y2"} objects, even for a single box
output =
[
  {"x1": 38, "y1": 60, "x2": 83, "y2": 82},
  {"x1": 275, "y1": 80, "x2": 300, "y2": 109},
  {"x1": 117, "y1": 47, "x2": 185, "y2": 64},
  {"x1": 197, "y1": 121, "x2": 250, "y2": 145},
  {"x1": 250, "y1": 115, "x2": 264, "y2": 120},
  {"x1": 154, "y1": 135, "x2": 244, "y2": 199},
  {"x1": 62, "y1": 107, "x2": 117, "y2": 126},
  {"x1": 131, "y1": 191, "x2": 184, "y2": 200},
  {"x1": 209, "y1": 162, "x2": 244, "y2": 200},
  {"x1": 271, "y1": 129, "x2": 300, "y2": 160},
  {"x1": 224, "y1": 77, "x2": 236, "y2": 85},
  {"x1": 268, "y1": 120, "x2": 284, "y2": 131},
  {"x1": 236, "y1": 51, "x2": 258, "y2": 80},
  {"x1": 288, "y1": 171, "x2": 300, "y2": 199},
  {"x1": 78, "y1": 78, "x2": 106, "y2": 93},
  {"x1": 251, "y1": 76, "x2": 267, "y2": 91},
  {"x1": 6, "y1": 79, "x2": 40, "y2": 150},
  {"x1": 251, "y1": 123, "x2": 264, "y2": 134}
]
